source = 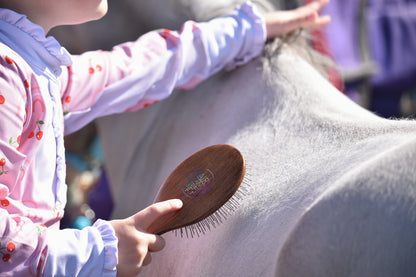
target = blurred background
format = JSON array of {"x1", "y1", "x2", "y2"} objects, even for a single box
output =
[
  {"x1": 321, "y1": 0, "x2": 416, "y2": 118},
  {"x1": 49, "y1": 0, "x2": 416, "y2": 229}
]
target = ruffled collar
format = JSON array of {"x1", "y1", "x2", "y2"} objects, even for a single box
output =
[{"x1": 0, "y1": 8, "x2": 72, "y2": 73}]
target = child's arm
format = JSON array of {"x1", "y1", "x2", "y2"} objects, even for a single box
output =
[
  {"x1": 60, "y1": 1, "x2": 267, "y2": 135},
  {"x1": 60, "y1": 1, "x2": 331, "y2": 135},
  {"x1": 0, "y1": 48, "x2": 178, "y2": 277}
]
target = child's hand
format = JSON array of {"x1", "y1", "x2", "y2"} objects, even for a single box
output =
[
  {"x1": 264, "y1": 0, "x2": 331, "y2": 39},
  {"x1": 110, "y1": 199, "x2": 183, "y2": 277}
]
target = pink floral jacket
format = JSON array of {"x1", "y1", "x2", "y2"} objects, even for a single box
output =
[{"x1": 0, "y1": 2, "x2": 265, "y2": 276}]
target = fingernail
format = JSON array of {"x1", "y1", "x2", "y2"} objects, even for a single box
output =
[{"x1": 172, "y1": 199, "x2": 183, "y2": 208}]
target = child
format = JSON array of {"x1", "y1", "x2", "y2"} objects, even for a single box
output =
[{"x1": 0, "y1": 0, "x2": 330, "y2": 276}]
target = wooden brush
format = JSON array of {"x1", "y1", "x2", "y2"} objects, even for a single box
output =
[{"x1": 147, "y1": 144, "x2": 248, "y2": 238}]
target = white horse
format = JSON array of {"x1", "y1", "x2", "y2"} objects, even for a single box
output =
[{"x1": 54, "y1": 0, "x2": 416, "y2": 276}]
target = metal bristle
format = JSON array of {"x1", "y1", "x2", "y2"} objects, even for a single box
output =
[{"x1": 172, "y1": 173, "x2": 252, "y2": 238}]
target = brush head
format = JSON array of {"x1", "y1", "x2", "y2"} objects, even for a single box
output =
[{"x1": 147, "y1": 144, "x2": 246, "y2": 236}]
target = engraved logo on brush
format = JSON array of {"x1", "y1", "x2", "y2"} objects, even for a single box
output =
[{"x1": 182, "y1": 168, "x2": 215, "y2": 198}]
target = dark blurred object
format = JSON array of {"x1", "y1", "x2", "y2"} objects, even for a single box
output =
[
  {"x1": 63, "y1": 123, "x2": 113, "y2": 229},
  {"x1": 323, "y1": 0, "x2": 416, "y2": 118},
  {"x1": 49, "y1": 0, "x2": 150, "y2": 54}
]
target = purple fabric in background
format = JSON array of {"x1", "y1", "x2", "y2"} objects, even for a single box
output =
[
  {"x1": 367, "y1": 1, "x2": 416, "y2": 93},
  {"x1": 323, "y1": 0, "x2": 416, "y2": 117},
  {"x1": 88, "y1": 170, "x2": 114, "y2": 220},
  {"x1": 323, "y1": 0, "x2": 363, "y2": 71}
]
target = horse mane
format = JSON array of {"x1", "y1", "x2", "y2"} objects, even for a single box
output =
[{"x1": 262, "y1": 33, "x2": 335, "y2": 82}]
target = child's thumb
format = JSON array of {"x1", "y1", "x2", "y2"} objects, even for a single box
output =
[{"x1": 133, "y1": 199, "x2": 183, "y2": 232}]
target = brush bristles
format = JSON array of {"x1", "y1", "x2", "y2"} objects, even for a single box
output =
[{"x1": 173, "y1": 173, "x2": 252, "y2": 238}]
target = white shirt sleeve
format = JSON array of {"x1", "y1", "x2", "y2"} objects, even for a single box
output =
[{"x1": 43, "y1": 219, "x2": 118, "y2": 276}]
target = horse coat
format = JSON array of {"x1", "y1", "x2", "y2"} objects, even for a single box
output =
[
  {"x1": 53, "y1": 0, "x2": 416, "y2": 275},
  {"x1": 97, "y1": 41, "x2": 416, "y2": 276}
]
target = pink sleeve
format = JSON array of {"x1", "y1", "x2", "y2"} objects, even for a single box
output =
[
  {"x1": 0, "y1": 54, "x2": 117, "y2": 277},
  {"x1": 61, "y1": 1, "x2": 266, "y2": 134}
]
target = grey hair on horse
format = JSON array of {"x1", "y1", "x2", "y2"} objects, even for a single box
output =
[{"x1": 99, "y1": 2, "x2": 416, "y2": 277}]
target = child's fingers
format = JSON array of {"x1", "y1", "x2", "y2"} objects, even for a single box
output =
[
  {"x1": 315, "y1": 14, "x2": 331, "y2": 26},
  {"x1": 284, "y1": 12, "x2": 330, "y2": 32},
  {"x1": 142, "y1": 253, "x2": 152, "y2": 266},
  {"x1": 133, "y1": 199, "x2": 183, "y2": 231},
  {"x1": 308, "y1": 14, "x2": 331, "y2": 28},
  {"x1": 147, "y1": 234, "x2": 166, "y2": 252},
  {"x1": 296, "y1": 0, "x2": 330, "y2": 18},
  {"x1": 293, "y1": 1, "x2": 331, "y2": 29},
  {"x1": 306, "y1": 0, "x2": 330, "y2": 12}
]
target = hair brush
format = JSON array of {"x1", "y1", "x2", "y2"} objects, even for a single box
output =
[{"x1": 146, "y1": 144, "x2": 248, "y2": 238}]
